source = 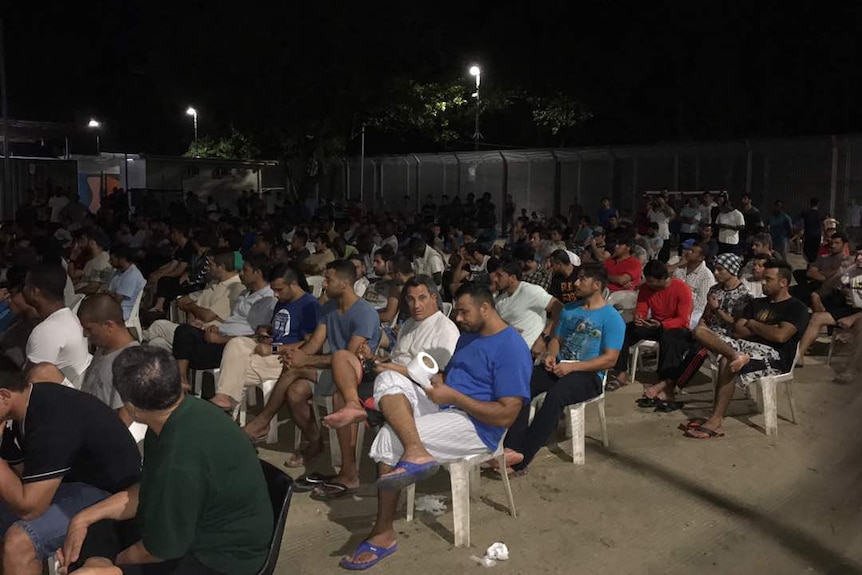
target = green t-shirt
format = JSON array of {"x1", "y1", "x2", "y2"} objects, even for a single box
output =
[{"x1": 138, "y1": 396, "x2": 273, "y2": 575}]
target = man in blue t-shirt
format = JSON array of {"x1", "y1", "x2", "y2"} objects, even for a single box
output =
[
  {"x1": 209, "y1": 263, "x2": 321, "y2": 412},
  {"x1": 504, "y1": 263, "x2": 625, "y2": 473},
  {"x1": 339, "y1": 284, "x2": 531, "y2": 570},
  {"x1": 242, "y1": 261, "x2": 380, "y2": 467}
]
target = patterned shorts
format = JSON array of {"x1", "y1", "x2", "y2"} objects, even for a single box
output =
[{"x1": 717, "y1": 335, "x2": 782, "y2": 387}]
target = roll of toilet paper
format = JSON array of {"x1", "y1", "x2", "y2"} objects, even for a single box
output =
[{"x1": 407, "y1": 352, "x2": 439, "y2": 388}]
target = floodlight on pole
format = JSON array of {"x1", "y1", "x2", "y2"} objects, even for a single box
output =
[
  {"x1": 186, "y1": 106, "x2": 198, "y2": 149},
  {"x1": 468, "y1": 65, "x2": 482, "y2": 150},
  {"x1": 87, "y1": 118, "x2": 101, "y2": 155}
]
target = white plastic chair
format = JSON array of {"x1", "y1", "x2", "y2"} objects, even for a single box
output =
[
  {"x1": 441, "y1": 302, "x2": 453, "y2": 318},
  {"x1": 190, "y1": 367, "x2": 220, "y2": 398},
  {"x1": 528, "y1": 372, "x2": 609, "y2": 465},
  {"x1": 706, "y1": 344, "x2": 799, "y2": 438},
  {"x1": 404, "y1": 433, "x2": 516, "y2": 548},
  {"x1": 125, "y1": 288, "x2": 145, "y2": 341},
  {"x1": 238, "y1": 378, "x2": 282, "y2": 445},
  {"x1": 295, "y1": 393, "x2": 366, "y2": 470},
  {"x1": 629, "y1": 340, "x2": 659, "y2": 385},
  {"x1": 607, "y1": 290, "x2": 638, "y2": 323},
  {"x1": 306, "y1": 275, "x2": 325, "y2": 298}
]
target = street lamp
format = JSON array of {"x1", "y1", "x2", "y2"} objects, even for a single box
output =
[
  {"x1": 186, "y1": 106, "x2": 198, "y2": 148},
  {"x1": 469, "y1": 65, "x2": 482, "y2": 150},
  {"x1": 87, "y1": 118, "x2": 101, "y2": 155}
]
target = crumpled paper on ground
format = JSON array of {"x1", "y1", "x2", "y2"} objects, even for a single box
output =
[
  {"x1": 470, "y1": 542, "x2": 510, "y2": 567},
  {"x1": 414, "y1": 494, "x2": 447, "y2": 516}
]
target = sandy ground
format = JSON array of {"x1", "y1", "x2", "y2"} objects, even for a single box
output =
[{"x1": 255, "y1": 347, "x2": 862, "y2": 575}]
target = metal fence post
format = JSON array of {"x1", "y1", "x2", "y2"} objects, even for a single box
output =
[
  {"x1": 745, "y1": 139, "x2": 753, "y2": 197},
  {"x1": 551, "y1": 150, "x2": 561, "y2": 217},
  {"x1": 830, "y1": 135, "x2": 839, "y2": 216}
]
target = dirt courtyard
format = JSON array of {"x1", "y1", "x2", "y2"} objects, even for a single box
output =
[{"x1": 257, "y1": 351, "x2": 862, "y2": 575}]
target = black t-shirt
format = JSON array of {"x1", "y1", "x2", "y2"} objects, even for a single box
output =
[
  {"x1": 742, "y1": 296, "x2": 810, "y2": 373},
  {"x1": 800, "y1": 209, "x2": 821, "y2": 236},
  {"x1": 0, "y1": 384, "x2": 141, "y2": 492},
  {"x1": 175, "y1": 241, "x2": 195, "y2": 265},
  {"x1": 550, "y1": 268, "x2": 580, "y2": 305}
]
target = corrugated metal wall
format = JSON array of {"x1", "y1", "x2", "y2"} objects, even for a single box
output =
[{"x1": 320, "y1": 135, "x2": 862, "y2": 229}]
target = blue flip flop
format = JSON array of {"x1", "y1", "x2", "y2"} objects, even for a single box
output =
[
  {"x1": 376, "y1": 459, "x2": 440, "y2": 491},
  {"x1": 340, "y1": 540, "x2": 398, "y2": 570}
]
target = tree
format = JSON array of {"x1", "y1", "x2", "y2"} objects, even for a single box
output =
[
  {"x1": 184, "y1": 126, "x2": 261, "y2": 159},
  {"x1": 529, "y1": 93, "x2": 593, "y2": 147}
]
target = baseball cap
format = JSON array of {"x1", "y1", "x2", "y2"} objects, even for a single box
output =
[{"x1": 681, "y1": 238, "x2": 696, "y2": 249}]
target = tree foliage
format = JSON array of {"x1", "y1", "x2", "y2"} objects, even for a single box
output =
[{"x1": 184, "y1": 126, "x2": 261, "y2": 159}]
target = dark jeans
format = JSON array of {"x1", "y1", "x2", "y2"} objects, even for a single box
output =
[
  {"x1": 718, "y1": 241, "x2": 739, "y2": 255},
  {"x1": 155, "y1": 277, "x2": 201, "y2": 304},
  {"x1": 172, "y1": 324, "x2": 227, "y2": 369},
  {"x1": 505, "y1": 367, "x2": 601, "y2": 470},
  {"x1": 614, "y1": 324, "x2": 691, "y2": 380},
  {"x1": 803, "y1": 236, "x2": 821, "y2": 263}
]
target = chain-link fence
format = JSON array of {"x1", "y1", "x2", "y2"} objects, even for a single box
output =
[{"x1": 321, "y1": 135, "x2": 862, "y2": 229}]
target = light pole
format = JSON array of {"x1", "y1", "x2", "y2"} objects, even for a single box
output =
[
  {"x1": 186, "y1": 106, "x2": 198, "y2": 150},
  {"x1": 87, "y1": 118, "x2": 101, "y2": 155},
  {"x1": 469, "y1": 65, "x2": 482, "y2": 151}
]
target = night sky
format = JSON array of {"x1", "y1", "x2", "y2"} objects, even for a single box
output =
[{"x1": 5, "y1": 2, "x2": 862, "y2": 156}]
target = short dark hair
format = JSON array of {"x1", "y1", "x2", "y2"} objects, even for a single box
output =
[
  {"x1": 579, "y1": 262, "x2": 608, "y2": 289},
  {"x1": 222, "y1": 229, "x2": 243, "y2": 251},
  {"x1": 4, "y1": 265, "x2": 28, "y2": 292},
  {"x1": 643, "y1": 260, "x2": 669, "y2": 280},
  {"x1": 404, "y1": 275, "x2": 439, "y2": 302},
  {"x1": 292, "y1": 230, "x2": 308, "y2": 244},
  {"x1": 765, "y1": 260, "x2": 793, "y2": 284},
  {"x1": 326, "y1": 259, "x2": 357, "y2": 283},
  {"x1": 752, "y1": 233, "x2": 773, "y2": 248},
  {"x1": 464, "y1": 243, "x2": 485, "y2": 256},
  {"x1": 244, "y1": 254, "x2": 273, "y2": 279},
  {"x1": 79, "y1": 293, "x2": 124, "y2": 325},
  {"x1": 270, "y1": 262, "x2": 309, "y2": 292},
  {"x1": 193, "y1": 229, "x2": 219, "y2": 250},
  {"x1": 25, "y1": 262, "x2": 66, "y2": 302},
  {"x1": 491, "y1": 257, "x2": 522, "y2": 280},
  {"x1": 511, "y1": 244, "x2": 535, "y2": 262},
  {"x1": 315, "y1": 233, "x2": 330, "y2": 247},
  {"x1": 112, "y1": 346, "x2": 182, "y2": 410},
  {"x1": 455, "y1": 283, "x2": 496, "y2": 310},
  {"x1": 211, "y1": 247, "x2": 236, "y2": 272},
  {"x1": 832, "y1": 232, "x2": 850, "y2": 244},
  {"x1": 90, "y1": 230, "x2": 111, "y2": 251},
  {"x1": 111, "y1": 244, "x2": 136, "y2": 263},
  {"x1": 549, "y1": 249, "x2": 572, "y2": 266},
  {"x1": 0, "y1": 356, "x2": 26, "y2": 392},
  {"x1": 752, "y1": 253, "x2": 771, "y2": 263},
  {"x1": 810, "y1": 197, "x2": 819, "y2": 207},
  {"x1": 374, "y1": 245, "x2": 395, "y2": 262}
]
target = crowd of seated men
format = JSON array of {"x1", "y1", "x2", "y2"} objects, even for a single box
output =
[{"x1": 0, "y1": 187, "x2": 857, "y2": 572}]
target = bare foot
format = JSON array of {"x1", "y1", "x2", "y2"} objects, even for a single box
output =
[
  {"x1": 284, "y1": 440, "x2": 323, "y2": 468},
  {"x1": 729, "y1": 353, "x2": 751, "y2": 373},
  {"x1": 322, "y1": 404, "x2": 367, "y2": 429},
  {"x1": 643, "y1": 381, "x2": 672, "y2": 401},
  {"x1": 242, "y1": 418, "x2": 272, "y2": 440},
  {"x1": 342, "y1": 531, "x2": 397, "y2": 568},
  {"x1": 482, "y1": 448, "x2": 524, "y2": 470}
]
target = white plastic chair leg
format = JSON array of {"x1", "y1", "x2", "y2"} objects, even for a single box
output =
[
  {"x1": 261, "y1": 379, "x2": 279, "y2": 444},
  {"x1": 568, "y1": 403, "x2": 586, "y2": 465},
  {"x1": 469, "y1": 465, "x2": 481, "y2": 500},
  {"x1": 760, "y1": 378, "x2": 778, "y2": 437},
  {"x1": 449, "y1": 461, "x2": 471, "y2": 548},
  {"x1": 785, "y1": 381, "x2": 797, "y2": 424},
  {"x1": 498, "y1": 450, "x2": 517, "y2": 518},
  {"x1": 405, "y1": 483, "x2": 416, "y2": 522},
  {"x1": 597, "y1": 398, "x2": 609, "y2": 448},
  {"x1": 630, "y1": 346, "x2": 640, "y2": 385}
]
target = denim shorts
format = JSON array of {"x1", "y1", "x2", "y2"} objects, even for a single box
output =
[{"x1": 0, "y1": 482, "x2": 111, "y2": 559}]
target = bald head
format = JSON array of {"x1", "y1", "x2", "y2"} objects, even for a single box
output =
[{"x1": 78, "y1": 294, "x2": 124, "y2": 326}]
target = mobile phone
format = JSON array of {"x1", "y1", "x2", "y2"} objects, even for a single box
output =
[{"x1": 271, "y1": 344, "x2": 279, "y2": 354}]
